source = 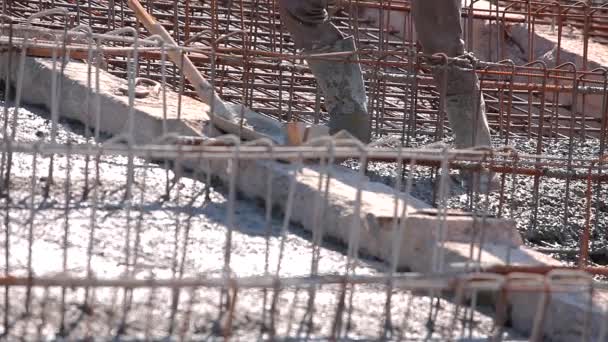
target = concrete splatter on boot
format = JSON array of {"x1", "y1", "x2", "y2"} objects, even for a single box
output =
[
  {"x1": 278, "y1": 0, "x2": 371, "y2": 143},
  {"x1": 304, "y1": 36, "x2": 371, "y2": 143},
  {"x1": 445, "y1": 89, "x2": 499, "y2": 193},
  {"x1": 411, "y1": 0, "x2": 499, "y2": 192}
]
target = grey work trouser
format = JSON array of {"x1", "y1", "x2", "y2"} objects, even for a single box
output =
[{"x1": 278, "y1": 0, "x2": 492, "y2": 149}]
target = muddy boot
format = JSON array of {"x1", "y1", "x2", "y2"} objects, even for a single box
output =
[
  {"x1": 412, "y1": 0, "x2": 498, "y2": 192},
  {"x1": 444, "y1": 77, "x2": 498, "y2": 193},
  {"x1": 304, "y1": 36, "x2": 371, "y2": 143},
  {"x1": 278, "y1": 0, "x2": 371, "y2": 143}
]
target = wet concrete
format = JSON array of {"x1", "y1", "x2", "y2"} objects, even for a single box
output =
[{"x1": 0, "y1": 101, "x2": 526, "y2": 340}]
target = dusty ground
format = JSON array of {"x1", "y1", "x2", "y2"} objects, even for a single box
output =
[
  {"x1": 347, "y1": 132, "x2": 608, "y2": 266},
  {"x1": 0, "y1": 101, "x2": 527, "y2": 340}
]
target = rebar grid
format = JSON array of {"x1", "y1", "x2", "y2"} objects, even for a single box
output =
[
  {"x1": 0, "y1": 2, "x2": 607, "y2": 341},
  {"x1": 3, "y1": 1, "x2": 605, "y2": 135},
  {"x1": 0, "y1": 109, "x2": 606, "y2": 340},
  {"x1": 5, "y1": 0, "x2": 608, "y2": 140}
]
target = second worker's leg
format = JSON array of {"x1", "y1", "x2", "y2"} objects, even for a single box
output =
[
  {"x1": 411, "y1": 0, "x2": 492, "y2": 149},
  {"x1": 411, "y1": 0, "x2": 496, "y2": 190},
  {"x1": 278, "y1": 0, "x2": 371, "y2": 143}
]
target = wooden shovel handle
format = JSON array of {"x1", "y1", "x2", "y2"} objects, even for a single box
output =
[
  {"x1": 127, "y1": 0, "x2": 272, "y2": 142},
  {"x1": 127, "y1": 0, "x2": 216, "y2": 109},
  {"x1": 127, "y1": 0, "x2": 157, "y2": 28}
]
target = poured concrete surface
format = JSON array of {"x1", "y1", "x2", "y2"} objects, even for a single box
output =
[
  {"x1": 202, "y1": 155, "x2": 524, "y2": 273},
  {"x1": 0, "y1": 101, "x2": 529, "y2": 341},
  {"x1": 432, "y1": 242, "x2": 608, "y2": 341},
  {"x1": 0, "y1": 54, "x2": 522, "y2": 271},
  {"x1": 0, "y1": 52, "x2": 605, "y2": 341}
]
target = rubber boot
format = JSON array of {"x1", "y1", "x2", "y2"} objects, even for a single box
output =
[
  {"x1": 278, "y1": 0, "x2": 371, "y2": 143},
  {"x1": 304, "y1": 36, "x2": 371, "y2": 143},
  {"x1": 442, "y1": 68, "x2": 492, "y2": 149},
  {"x1": 436, "y1": 67, "x2": 495, "y2": 192},
  {"x1": 446, "y1": 91, "x2": 498, "y2": 193},
  {"x1": 412, "y1": 0, "x2": 497, "y2": 192}
]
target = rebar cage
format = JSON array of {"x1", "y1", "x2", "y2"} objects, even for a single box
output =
[{"x1": 0, "y1": 0, "x2": 607, "y2": 340}]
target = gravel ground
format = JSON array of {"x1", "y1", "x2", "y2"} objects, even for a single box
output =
[
  {"x1": 346, "y1": 129, "x2": 608, "y2": 266},
  {"x1": 0, "y1": 101, "x2": 526, "y2": 340}
]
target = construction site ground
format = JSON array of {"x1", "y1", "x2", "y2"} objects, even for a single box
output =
[
  {"x1": 0, "y1": 100, "x2": 529, "y2": 340},
  {"x1": 2, "y1": 1, "x2": 608, "y2": 340},
  {"x1": 351, "y1": 134, "x2": 608, "y2": 267}
]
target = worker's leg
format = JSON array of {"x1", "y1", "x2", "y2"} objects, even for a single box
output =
[
  {"x1": 278, "y1": 0, "x2": 371, "y2": 143},
  {"x1": 411, "y1": 0, "x2": 492, "y2": 149},
  {"x1": 411, "y1": 0, "x2": 495, "y2": 190}
]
